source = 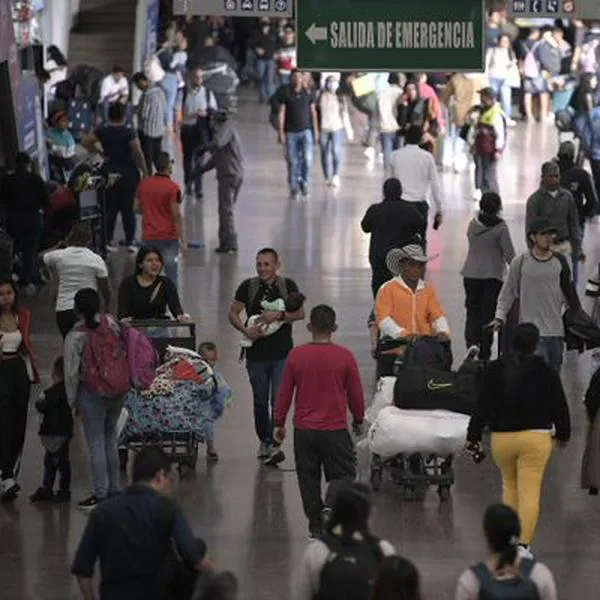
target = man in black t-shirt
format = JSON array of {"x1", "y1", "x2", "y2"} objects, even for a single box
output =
[
  {"x1": 228, "y1": 247, "x2": 305, "y2": 464},
  {"x1": 278, "y1": 70, "x2": 319, "y2": 200}
]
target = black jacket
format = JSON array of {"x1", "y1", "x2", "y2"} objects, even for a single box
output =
[
  {"x1": 361, "y1": 199, "x2": 426, "y2": 265},
  {"x1": 559, "y1": 162, "x2": 598, "y2": 225},
  {"x1": 467, "y1": 355, "x2": 571, "y2": 442},
  {"x1": 36, "y1": 381, "x2": 74, "y2": 438}
]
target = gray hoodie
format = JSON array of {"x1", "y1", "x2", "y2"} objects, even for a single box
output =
[{"x1": 461, "y1": 215, "x2": 516, "y2": 281}]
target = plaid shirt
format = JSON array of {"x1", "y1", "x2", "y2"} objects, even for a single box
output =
[{"x1": 138, "y1": 85, "x2": 166, "y2": 138}]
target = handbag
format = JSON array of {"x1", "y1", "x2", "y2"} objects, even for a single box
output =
[
  {"x1": 506, "y1": 63, "x2": 521, "y2": 89},
  {"x1": 145, "y1": 55, "x2": 166, "y2": 83}
]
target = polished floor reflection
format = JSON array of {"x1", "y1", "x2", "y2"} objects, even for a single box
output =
[{"x1": 2, "y1": 97, "x2": 599, "y2": 600}]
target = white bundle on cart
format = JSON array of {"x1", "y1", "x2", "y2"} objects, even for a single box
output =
[{"x1": 368, "y1": 406, "x2": 469, "y2": 458}]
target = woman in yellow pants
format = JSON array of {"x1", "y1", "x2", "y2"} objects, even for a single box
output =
[{"x1": 466, "y1": 323, "x2": 570, "y2": 557}]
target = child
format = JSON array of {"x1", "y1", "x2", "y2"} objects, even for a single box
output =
[
  {"x1": 198, "y1": 342, "x2": 233, "y2": 464},
  {"x1": 29, "y1": 357, "x2": 73, "y2": 503},
  {"x1": 240, "y1": 292, "x2": 306, "y2": 348}
]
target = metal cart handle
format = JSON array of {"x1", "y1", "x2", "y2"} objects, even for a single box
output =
[{"x1": 127, "y1": 319, "x2": 195, "y2": 329}]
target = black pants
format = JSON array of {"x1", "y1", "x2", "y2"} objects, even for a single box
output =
[
  {"x1": 42, "y1": 440, "x2": 71, "y2": 492},
  {"x1": 590, "y1": 159, "x2": 600, "y2": 207},
  {"x1": 463, "y1": 277, "x2": 503, "y2": 360},
  {"x1": 56, "y1": 309, "x2": 77, "y2": 339},
  {"x1": 139, "y1": 132, "x2": 163, "y2": 174},
  {"x1": 0, "y1": 357, "x2": 31, "y2": 480},
  {"x1": 371, "y1": 264, "x2": 393, "y2": 298},
  {"x1": 412, "y1": 201, "x2": 429, "y2": 246},
  {"x1": 474, "y1": 154, "x2": 499, "y2": 194},
  {"x1": 294, "y1": 428, "x2": 356, "y2": 533},
  {"x1": 9, "y1": 215, "x2": 42, "y2": 286},
  {"x1": 105, "y1": 171, "x2": 139, "y2": 245},
  {"x1": 180, "y1": 124, "x2": 205, "y2": 192}
]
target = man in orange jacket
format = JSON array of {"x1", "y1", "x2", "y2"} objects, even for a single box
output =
[{"x1": 375, "y1": 245, "x2": 450, "y2": 339}]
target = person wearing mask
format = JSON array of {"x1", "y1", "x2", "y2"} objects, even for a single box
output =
[
  {"x1": 525, "y1": 161, "x2": 582, "y2": 267},
  {"x1": 292, "y1": 481, "x2": 395, "y2": 599},
  {"x1": 455, "y1": 504, "x2": 558, "y2": 600},
  {"x1": 132, "y1": 72, "x2": 167, "y2": 174},
  {"x1": 0, "y1": 279, "x2": 40, "y2": 501},
  {"x1": 252, "y1": 18, "x2": 278, "y2": 102},
  {"x1": 98, "y1": 66, "x2": 129, "y2": 121},
  {"x1": 135, "y1": 152, "x2": 185, "y2": 284},
  {"x1": 117, "y1": 247, "x2": 188, "y2": 321},
  {"x1": 41, "y1": 222, "x2": 111, "y2": 338},
  {"x1": 64, "y1": 289, "x2": 125, "y2": 511},
  {"x1": 493, "y1": 218, "x2": 576, "y2": 371},
  {"x1": 180, "y1": 69, "x2": 218, "y2": 200},
  {"x1": 461, "y1": 192, "x2": 515, "y2": 360},
  {"x1": 0, "y1": 153, "x2": 49, "y2": 295},
  {"x1": 318, "y1": 75, "x2": 353, "y2": 188},
  {"x1": 361, "y1": 178, "x2": 426, "y2": 298},
  {"x1": 389, "y1": 127, "x2": 443, "y2": 243},
  {"x1": 199, "y1": 109, "x2": 244, "y2": 255},
  {"x1": 486, "y1": 34, "x2": 518, "y2": 127},
  {"x1": 278, "y1": 70, "x2": 319, "y2": 200},
  {"x1": 466, "y1": 324, "x2": 570, "y2": 556},
  {"x1": 378, "y1": 73, "x2": 403, "y2": 171},
  {"x1": 273, "y1": 305, "x2": 365, "y2": 537},
  {"x1": 470, "y1": 87, "x2": 506, "y2": 200},
  {"x1": 556, "y1": 141, "x2": 598, "y2": 282},
  {"x1": 228, "y1": 248, "x2": 304, "y2": 461},
  {"x1": 274, "y1": 24, "x2": 297, "y2": 86},
  {"x1": 72, "y1": 446, "x2": 212, "y2": 600},
  {"x1": 82, "y1": 102, "x2": 148, "y2": 253},
  {"x1": 375, "y1": 245, "x2": 450, "y2": 340},
  {"x1": 373, "y1": 556, "x2": 422, "y2": 600}
]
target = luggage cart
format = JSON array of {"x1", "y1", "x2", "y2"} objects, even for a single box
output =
[{"x1": 120, "y1": 320, "x2": 200, "y2": 473}]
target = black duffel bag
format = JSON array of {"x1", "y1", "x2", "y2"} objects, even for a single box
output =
[{"x1": 393, "y1": 365, "x2": 477, "y2": 416}]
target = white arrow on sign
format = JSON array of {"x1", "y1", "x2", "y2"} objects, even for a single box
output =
[{"x1": 305, "y1": 23, "x2": 328, "y2": 44}]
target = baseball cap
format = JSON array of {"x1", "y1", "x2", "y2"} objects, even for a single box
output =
[
  {"x1": 386, "y1": 245, "x2": 438, "y2": 275},
  {"x1": 528, "y1": 217, "x2": 558, "y2": 235}
]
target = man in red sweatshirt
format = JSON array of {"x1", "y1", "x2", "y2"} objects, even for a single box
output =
[{"x1": 273, "y1": 304, "x2": 365, "y2": 538}]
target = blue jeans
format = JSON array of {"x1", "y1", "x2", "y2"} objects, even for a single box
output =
[
  {"x1": 145, "y1": 239, "x2": 179, "y2": 285},
  {"x1": 246, "y1": 359, "x2": 286, "y2": 444},
  {"x1": 320, "y1": 130, "x2": 343, "y2": 180},
  {"x1": 78, "y1": 387, "x2": 124, "y2": 499},
  {"x1": 537, "y1": 337, "x2": 564, "y2": 372},
  {"x1": 286, "y1": 129, "x2": 313, "y2": 195},
  {"x1": 159, "y1": 73, "x2": 179, "y2": 129},
  {"x1": 256, "y1": 58, "x2": 276, "y2": 101},
  {"x1": 490, "y1": 77, "x2": 512, "y2": 118},
  {"x1": 380, "y1": 131, "x2": 399, "y2": 171}
]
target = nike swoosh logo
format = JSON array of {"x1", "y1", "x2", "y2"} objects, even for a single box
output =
[{"x1": 427, "y1": 380, "x2": 454, "y2": 391}]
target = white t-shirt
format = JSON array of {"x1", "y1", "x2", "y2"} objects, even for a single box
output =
[{"x1": 43, "y1": 247, "x2": 108, "y2": 311}]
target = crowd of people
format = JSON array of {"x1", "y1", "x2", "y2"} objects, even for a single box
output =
[{"x1": 2, "y1": 4, "x2": 600, "y2": 600}]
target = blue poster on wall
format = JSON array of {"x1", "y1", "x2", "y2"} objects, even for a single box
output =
[
  {"x1": 17, "y1": 71, "x2": 47, "y2": 178},
  {"x1": 143, "y1": 0, "x2": 160, "y2": 65}
]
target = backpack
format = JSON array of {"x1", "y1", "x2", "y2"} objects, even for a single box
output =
[
  {"x1": 247, "y1": 276, "x2": 288, "y2": 314},
  {"x1": 315, "y1": 534, "x2": 383, "y2": 600},
  {"x1": 471, "y1": 558, "x2": 540, "y2": 600},
  {"x1": 81, "y1": 315, "x2": 131, "y2": 398},
  {"x1": 121, "y1": 324, "x2": 158, "y2": 390},
  {"x1": 523, "y1": 44, "x2": 540, "y2": 80}
]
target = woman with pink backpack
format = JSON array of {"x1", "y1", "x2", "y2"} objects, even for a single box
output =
[{"x1": 64, "y1": 288, "x2": 132, "y2": 512}]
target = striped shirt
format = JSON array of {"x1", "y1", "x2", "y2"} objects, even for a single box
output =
[
  {"x1": 182, "y1": 86, "x2": 217, "y2": 126},
  {"x1": 138, "y1": 85, "x2": 166, "y2": 138}
]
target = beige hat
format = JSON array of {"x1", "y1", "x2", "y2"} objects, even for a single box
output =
[{"x1": 386, "y1": 245, "x2": 438, "y2": 275}]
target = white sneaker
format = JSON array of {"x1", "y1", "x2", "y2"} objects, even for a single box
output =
[
  {"x1": 473, "y1": 189, "x2": 482, "y2": 202},
  {"x1": 106, "y1": 243, "x2": 118, "y2": 253},
  {"x1": 506, "y1": 118, "x2": 517, "y2": 128},
  {"x1": 363, "y1": 147, "x2": 375, "y2": 161},
  {"x1": 331, "y1": 175, "x2": 340, "y2": 188},
  {"x1": 127, "y1": 245, "x2": 137, "y2": 254},
  {"x1": 464, "y1": 345, "x2": 480, "y2": 362},
  {"x1": 325, "y1": 179, "x2": 333, "y2": 186},
  {"x1": 0, "y1": 478, "x2": 20, "y2": 501},
  {"x1": 518, "y1": 544, "x2": 534, "y2": 559}
]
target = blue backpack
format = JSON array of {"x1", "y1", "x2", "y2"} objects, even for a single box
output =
[{"x1": 471, "y1": 558, "x2": 540, "y2": 600}]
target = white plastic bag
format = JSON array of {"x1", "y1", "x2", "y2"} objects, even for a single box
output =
[
  {"x1": 369, "y1": 406, "x2": 469, "y2": 458},
  {"x1": 366, "y1": 376, "x2": 396, "y2": 423}
]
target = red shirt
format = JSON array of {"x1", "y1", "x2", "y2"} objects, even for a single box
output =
[
  {"x1": 274, "y1": 343, "x2": 365, "y2": 431},
  {"x1": 137, "y1": 174, "x2": 181, "y2": 241}
]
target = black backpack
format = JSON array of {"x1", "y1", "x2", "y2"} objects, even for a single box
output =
[
  {"x1": 471, "y1": 558, "x2": 541, "y2": 600},
  {"x1": 315, "y1": 534, "x2": 383, "y2": 600}
]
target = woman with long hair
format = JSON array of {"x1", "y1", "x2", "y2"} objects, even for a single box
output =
[
  {"x1": 0, "y1": 279, "x2": 40, "y2": 501},
  {"x1": 64, "y1": 288, "x2": 125, "y2": 511},
  {"x1": 117, "y1": 246, "x2": 188, "y2": 321},
  {"x1": 467, "y1": 323, "x2": 570, "y2": 557},
  {"x1": 293, "y1": 482, "x2": 395, "y2": 600},
  {"x1": 373, "y1": 556, "x2": 421, "y2": 600},
  {"x1": 455, "y1": 504, "x2": 557, "y2": 600}
]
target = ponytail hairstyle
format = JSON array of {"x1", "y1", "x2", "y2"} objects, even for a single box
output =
[
  {"x1": 483, "y1": 504, "x2": 521, "y2": 571},
  {"x1": 74, "y1": 288, "x2": 102, "y2": 329}
]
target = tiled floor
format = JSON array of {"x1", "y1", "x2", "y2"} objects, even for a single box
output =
[{"x1": 2, "y1": 96, "x2": 599, "y2": 599}]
